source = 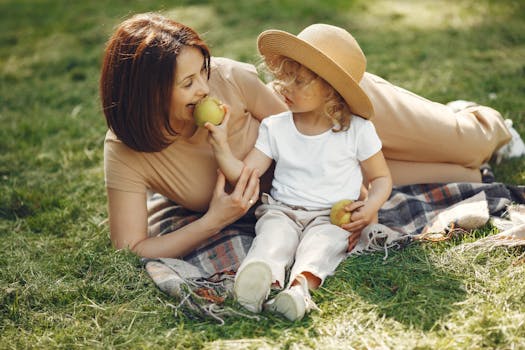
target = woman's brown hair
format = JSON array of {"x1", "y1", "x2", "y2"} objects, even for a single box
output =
[{"x1": 100, "y1": 13, "x2": 211, "y2": 152}]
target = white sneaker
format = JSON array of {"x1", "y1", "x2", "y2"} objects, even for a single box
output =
[
  {"x1": 265, "y1": 274, "x2": 320, "y2": 321},
  {"x1": 234, "y1": 261, "x2": 272, "y2": 313},
  {"x1": 493, "y1": 119, "x2": 525, "y2": 164}
]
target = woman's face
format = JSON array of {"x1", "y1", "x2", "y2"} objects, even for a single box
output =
[{"x1": 170, "y1": 46, "x2": 210, "y2": 135}]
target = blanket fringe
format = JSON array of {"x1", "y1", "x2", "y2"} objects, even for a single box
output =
[
  {"x1": 455, "y1": 223, "x2": 525, "y2": 251},
  {"x1": 163, "y1": 275, "x2": 261, "y2": 325},
  {"x1": 413, "y1": 223, "x2": 470, "y2": 242},
  {"x1": 349, "y1": 223, "x2": 411, "y2": 260}
]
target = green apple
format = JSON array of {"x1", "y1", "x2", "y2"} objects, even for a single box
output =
[
  {"x1": 193, "y1": 96, "x2": 225, "y2": 127},
  {"x1": 329, "y1": 199, "x2": 354, "y2": 226}
]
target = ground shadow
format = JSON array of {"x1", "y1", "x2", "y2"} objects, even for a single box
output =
[{"x1": 327, "y1": 244, "x2": 467, "y2": 331}]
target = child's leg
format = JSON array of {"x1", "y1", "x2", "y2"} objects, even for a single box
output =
[
  {"x1": 234, "y1": 208, "x2": 300, "y2": 313},
  {"x1": 290, "y1": 271, "x2": 321, "y2": 290},
  {"x1": 238, "y1": 208, "x2": 301, "y2": 286},
  {"x1": 266, "y1": 273, "x2": 321, "y2": 321},
  {"x1": 289, "y1": 216, "x2": 349, "y2": 288},
  {"x1": 266, "y1": 215, "x2": 348, "y2": 321}
]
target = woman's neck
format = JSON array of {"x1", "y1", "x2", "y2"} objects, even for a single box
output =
[{"x1": 171, "y1": 119, "x2": 198, "y2": 138}]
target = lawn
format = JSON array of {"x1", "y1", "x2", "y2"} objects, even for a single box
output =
[{"x1": 1, "y1": 0, "x2": 524, "y2": 349}]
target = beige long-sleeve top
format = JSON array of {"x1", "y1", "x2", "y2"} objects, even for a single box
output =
[{"x1": 104, "y1": 57, "x2": 286, "y2": 212}]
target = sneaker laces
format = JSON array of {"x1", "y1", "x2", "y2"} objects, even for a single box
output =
[{"x1": 294, "y1": 274, "x2": 321, "y2": 313}]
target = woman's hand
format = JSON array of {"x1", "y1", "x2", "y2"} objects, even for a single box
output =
[{"x1": 203, "y1": 167, "x2": 260, "y2": 227}]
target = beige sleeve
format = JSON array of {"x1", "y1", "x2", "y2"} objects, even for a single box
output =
[
  {"x1": 226, "y1": 60, "x2": 288, "y2": 121},
  {"x1": 104, "y1": 136, "x2": 148, "y2": 193}
]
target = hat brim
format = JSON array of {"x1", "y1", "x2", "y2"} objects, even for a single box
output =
[{"x1": 258, "y1": 29, "x2": 374, "y2": 119}]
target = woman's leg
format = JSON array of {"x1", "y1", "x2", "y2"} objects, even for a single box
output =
[
  {"x1": 361, "y1": 73, "x2": 511, "y2": 174},
  {"x1": 387, "y1": 159, "x2": 481, "y2": 186}
]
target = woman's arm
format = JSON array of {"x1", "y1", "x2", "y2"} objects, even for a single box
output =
[{"x1": 108, "y1": 167, "x2": 260, "y2": 258}]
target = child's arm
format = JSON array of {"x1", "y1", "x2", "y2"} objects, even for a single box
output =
[
  {"x1": 342, "y1": 150, "x2": 392, "y2": 234},
  {"x1": 205, "y1": 106, "x2": 273, "y2": 185}
]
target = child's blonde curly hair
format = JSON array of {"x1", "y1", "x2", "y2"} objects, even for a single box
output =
[{"x1": 262, "y1": 56, "x2": 353, "y2": 132}]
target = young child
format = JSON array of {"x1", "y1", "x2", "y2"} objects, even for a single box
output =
[{"x1": 205, "y1": 24, "x2": 392, "y2": 321}]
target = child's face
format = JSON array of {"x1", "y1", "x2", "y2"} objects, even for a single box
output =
[{"x1": 276, "y1": 62, "x2": 327, "y2": 115}]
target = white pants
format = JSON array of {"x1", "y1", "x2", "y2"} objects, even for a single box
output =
[{"x1": 237, "y1": 193, "x2": 350, "y2": 289}]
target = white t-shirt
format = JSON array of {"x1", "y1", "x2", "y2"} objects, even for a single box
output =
[{"x1": 255, "y1": 111, "x2": 382, "y2": 210}]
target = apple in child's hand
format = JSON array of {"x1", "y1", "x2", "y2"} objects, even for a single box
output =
[
  {"x1": 193, "y1": 96, "x2": 225, "y2": 127},
  {"x1": 330, "y1": 199, "x2": 354, "y2": 226}
]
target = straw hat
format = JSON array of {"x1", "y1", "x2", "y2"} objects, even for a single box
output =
[{"x1": 257, "y1": 24, "x2": 373, "y2": 119}]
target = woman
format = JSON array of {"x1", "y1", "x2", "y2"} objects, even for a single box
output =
[
  {"x1": 100, "y1": 13, "x2": 511, "y2": 266},
  {"x1": 101, "y1": 13, "x2": 288, "y2": 264}
]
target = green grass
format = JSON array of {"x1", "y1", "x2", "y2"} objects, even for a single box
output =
[{"x1": 1, "y1": 0, "x2": 524, "y2": 348}]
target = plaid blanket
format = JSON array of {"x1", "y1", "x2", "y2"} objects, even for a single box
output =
[
  {"x1": 146, "y1": 194, "x2": 256, "y2": 276},
  {"x1": 143, "y1": 182, "x2": 525, "y2": 322},
  {"x1": 379, "y1": 182, "x2": 524, "y2": 235}
]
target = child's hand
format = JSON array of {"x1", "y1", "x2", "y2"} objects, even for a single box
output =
[
  {"x1": 204, "y1": 104, "x2": 230, "y2": 152},
  {"x1": 341, "y1": 201, "x2": 379, "y2": 251},
  {"x1": 341, "y1": 200, "x2": 378, "y2": 234}
]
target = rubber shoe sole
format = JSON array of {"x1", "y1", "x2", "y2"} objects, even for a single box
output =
[{"x1": 234, "y1": 261, "x2": 272, "y2": 313}]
